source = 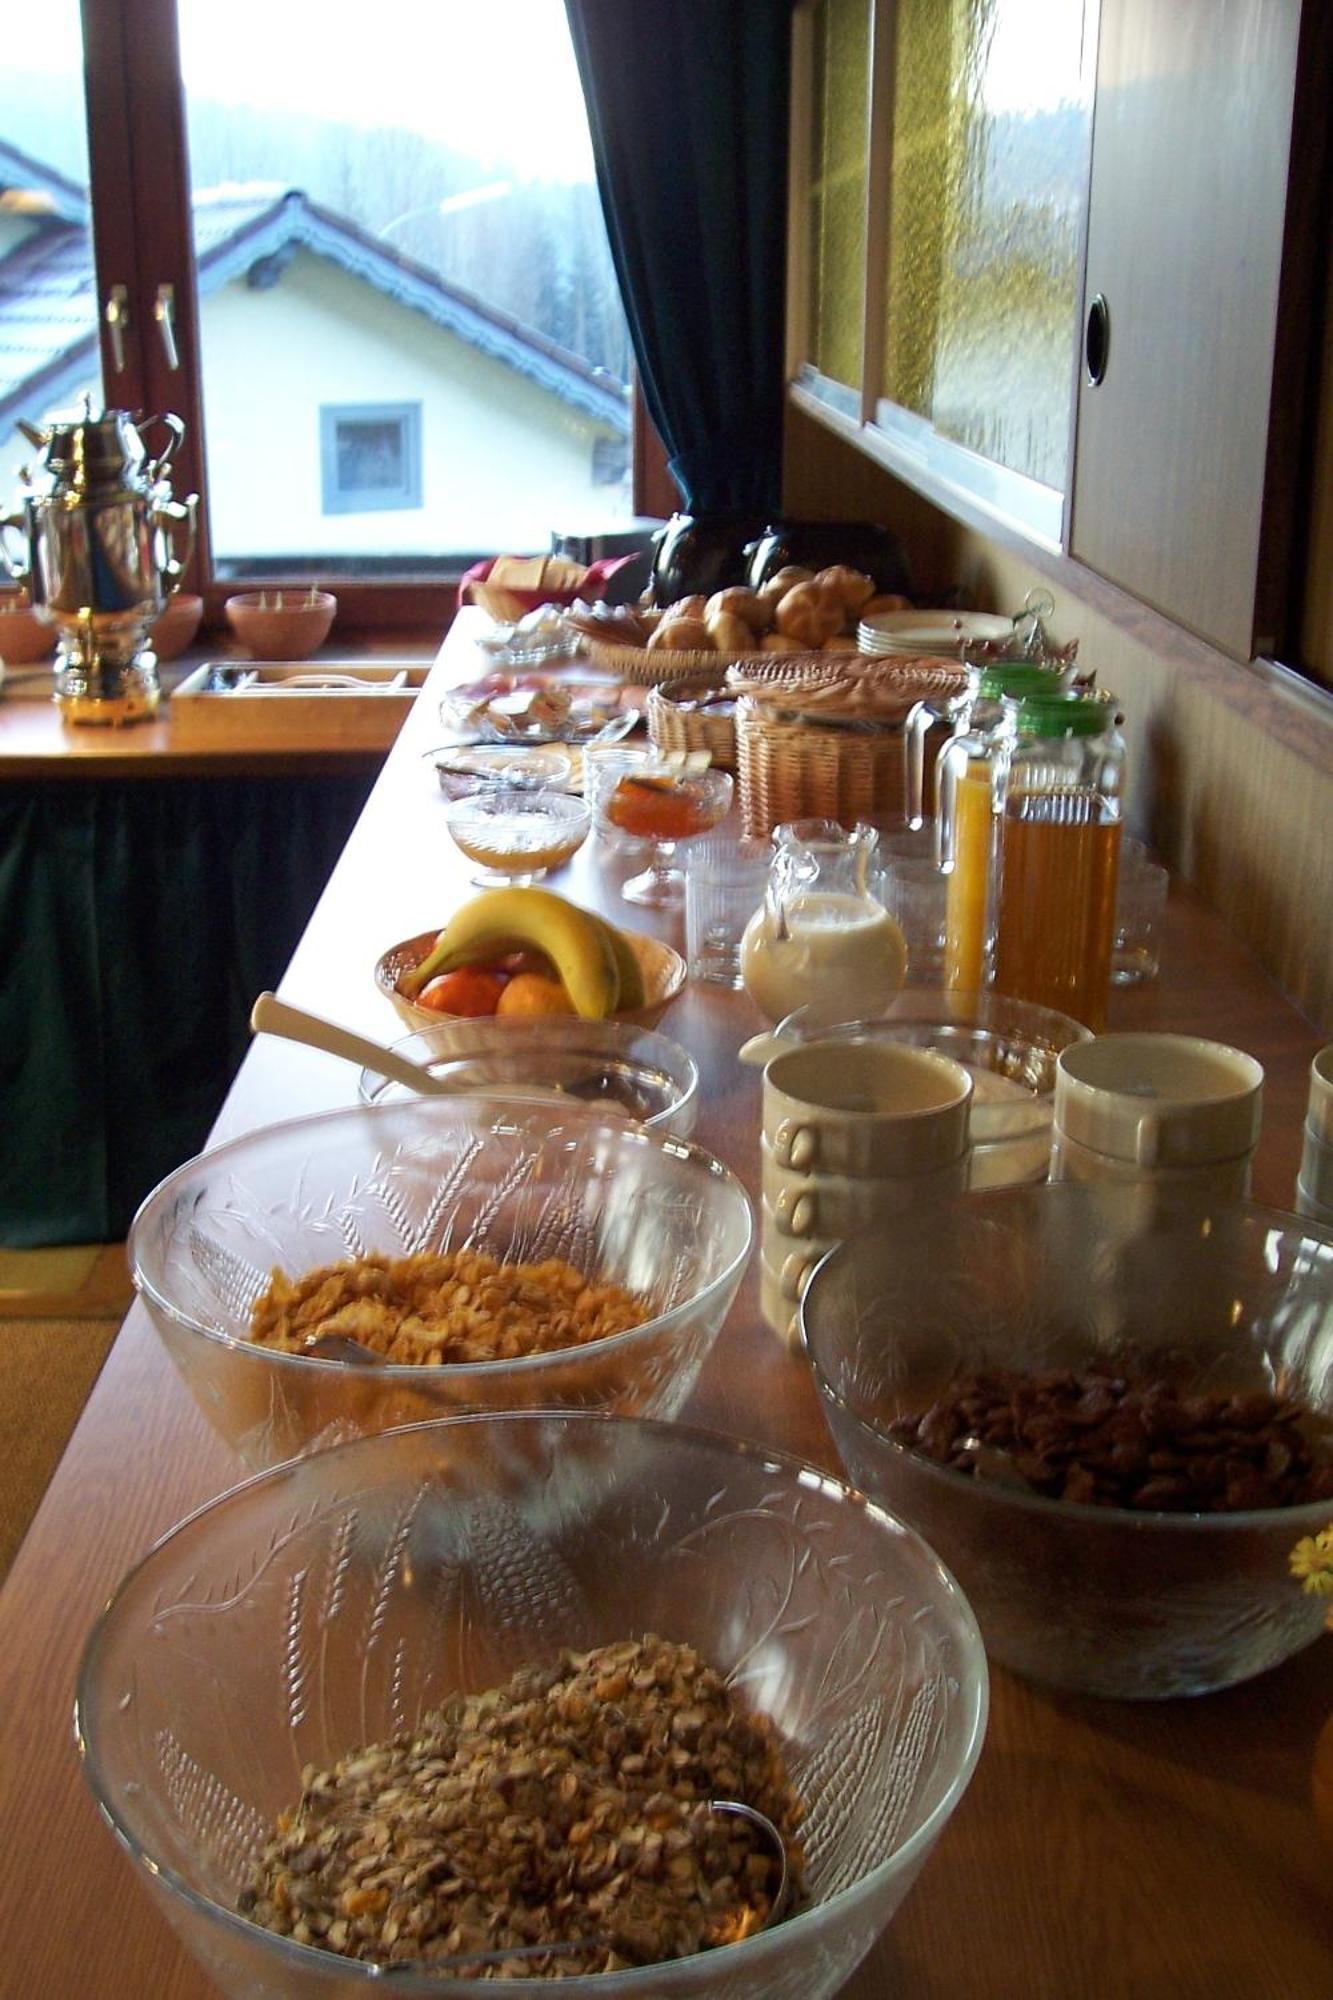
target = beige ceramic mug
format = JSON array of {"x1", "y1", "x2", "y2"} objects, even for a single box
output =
[
  {"x1": 763, "y1": 1041, "x2": 973, "y2": 1178},
  {"x1": 762, "y1": 1142, "x2": 969, "y2": 1240},
  {"x1": 1049, "y1": 1129, "x2": 1253, "y2": 1200},
  {"x1": 1305, "y1": 1044, "x2": 1333, "y2": 1147},
  {"x1": 1053, "y1": 1033, "x2": 1263, "y2": 1169}
]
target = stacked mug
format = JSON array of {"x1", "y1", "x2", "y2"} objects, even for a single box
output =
[
  {"x1": 1051, "y1": 1032, "x2": 1264, "y2": 1212},
  {"x1": 1296, "y1": 1044, "x2": 1333, "y2": 1225},
  {"x1": 759, "y1": 1040, "x2": 973, "y2": 1347}
]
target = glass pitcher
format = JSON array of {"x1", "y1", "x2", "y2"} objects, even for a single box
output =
[{"x1": 740, "y1": 819, "x2": 908, "y2": 1024}]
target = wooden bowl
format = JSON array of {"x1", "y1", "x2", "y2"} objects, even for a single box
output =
[
  {"x1": 0, "y1": 592, "x2": 56, "y2": 666},
  {"x1": 224, "y1": 590, "x2": 337, "y2": 661},
  {"x1": 375, "y1": 927, "x2": 687, "y2": 1032},
  {"x1": 148, "y1": 593, "x2": 204, "y2": 663}
]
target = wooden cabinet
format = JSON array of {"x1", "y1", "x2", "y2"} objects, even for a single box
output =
[
  {"x1": 788, "y1": 0, "x2": 1317, "y2": 664},
  {"x1": 1069, "y1": 0, "x2": 1302, "y2": 658}
]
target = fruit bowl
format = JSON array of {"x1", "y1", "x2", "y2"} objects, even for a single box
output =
[
  {"x1": 77, "y1": 1411, "x2": 987, "y2": 1999},
  {"x1": 128, "y1": 1096, "x2": 752, "y2": 1469},
  {"x1": 376, "y1": 925, "x2": 686, "y2": 1032},
  {"x1": 803, "y1": 1180, "x2": 1333, "y2": 1699}
]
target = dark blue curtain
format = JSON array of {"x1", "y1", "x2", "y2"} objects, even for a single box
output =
[
  {"x1": 0, "y1": 773, "x2": 373, "y2": 1246},
  {"x1": 565, "y1": 0, "x2": 792, "y2": 515}
]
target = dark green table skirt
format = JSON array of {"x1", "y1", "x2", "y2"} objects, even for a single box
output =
[{"x1": 0, "y1": 772, "x2": 374, "y2": 1248}]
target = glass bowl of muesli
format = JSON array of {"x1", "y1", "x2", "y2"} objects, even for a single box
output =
[
  {"x1": 76, "y1": 1411, "x2": 987, "y2": 1997},
  {"x1": 128, "y1": 1095, "x2": 751, "y2": 1470},
  {"x1": 802, "y1": 1180, "x2": 1333, "y2": 1699}
]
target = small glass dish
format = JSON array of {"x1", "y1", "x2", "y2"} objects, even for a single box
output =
[
  {"x1": 444, "y1": 785, "x2": 592, "y2": 885},
  {"x1": 438, "y1": 673, "x2": 637, "y2": 747},
  {"x1": 425, "y1": 741, "x2": 578, "y2": 800},
  {"x1": 357, "y1": 1016, "x2": 700, "y2": 1135}
]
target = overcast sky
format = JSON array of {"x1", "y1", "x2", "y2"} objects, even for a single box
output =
[{"x1": 19, "y1": 0, "x2": 596, "y2": 182}]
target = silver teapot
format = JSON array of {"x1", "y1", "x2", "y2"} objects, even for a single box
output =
[{"x1": 1, "y1": 401, "x2": 198, "y2": 724}]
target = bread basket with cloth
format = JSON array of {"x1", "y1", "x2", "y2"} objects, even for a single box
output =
[{"x1": 731, "y1": 656, "x2": 969, "y2": 838}]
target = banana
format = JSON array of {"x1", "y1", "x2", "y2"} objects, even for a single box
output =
[
  {"x1": 585, "y1": 911, "x2": 646, "y2": 1013},
  {"x1": 402, "y1": 887, "x2": 620, "y2": 1019}
]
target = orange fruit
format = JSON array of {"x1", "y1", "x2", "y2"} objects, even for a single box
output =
[
  {"x1": 495, "y1": 971, "x2": 577, "y2": 1018},
  {"x1": 417, "y1": 967, "x2": 506, "y2": 1016}
]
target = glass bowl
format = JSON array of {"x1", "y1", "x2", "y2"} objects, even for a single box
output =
[
  {"x1": 444, "y1": 786, "x2": 593, "y2": 885},
  {"x1": 802, "y1": 1181, "x2": 1333, "y2": 1699},
  {"x1": 128, "y1": 1097, "x2": 751, "y2": 1469},
  {"x1": 357, "y1": 1017, "x2": 700, "y2": 1136},
  {"x1": 752, "y1": 988, "x2": 1093, "y2": 1187},
  {"x1": 77, "y1": 1411, "x2": 987, "y2": 1999},
  {"x1": 438, "y1": 675, "x2": 637, "y2": 748}
]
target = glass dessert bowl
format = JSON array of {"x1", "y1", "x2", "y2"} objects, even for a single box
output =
[
  {"x1": 444, "y1": 786, "x2": 592, "y2": 886},
  {"x1": 603, "y1": 763, "x2": 734, "y2": 908}
]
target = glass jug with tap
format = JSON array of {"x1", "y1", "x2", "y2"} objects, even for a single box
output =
[{"x1": 740, "y1": 819, "x2": 909, "y2": 1024}]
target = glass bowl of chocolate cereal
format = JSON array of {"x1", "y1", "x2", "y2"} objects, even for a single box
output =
[{"x1": 802, "y1": 1181, "x2": 1333, "y2": 1698}]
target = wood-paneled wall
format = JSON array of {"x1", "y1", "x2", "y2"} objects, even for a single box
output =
[{"x1": 783, "y1": 404, "x2": 1333, "y2": 1031}]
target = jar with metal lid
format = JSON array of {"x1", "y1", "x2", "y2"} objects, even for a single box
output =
[
  {"x1": 933, "y1": 662, "x2": 1074, "y2": 993},
  {"x1": 987, "y1": 689, "x2": 1125, "y2": 1033}
]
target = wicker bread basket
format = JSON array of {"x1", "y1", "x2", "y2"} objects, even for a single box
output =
[
  {"x1": 584, "y1": 638, "x2": 755, "y2": 686},
  {"x1": 646, "y1": 672, "x2": 738, "y2": 769},
  {"x1": 732, "y1": 657, "x2": 968, "y2": 838}
]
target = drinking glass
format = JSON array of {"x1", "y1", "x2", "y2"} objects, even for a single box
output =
[
  {"x1": 443, "y1": 785, "x2": 591, "y2": 886},
  {"x1": 684, "y1": 835, "x2": 772, "y2": 986},
  {"x1": 603, "y1": 764, "x2": 735, "y2": 908}
]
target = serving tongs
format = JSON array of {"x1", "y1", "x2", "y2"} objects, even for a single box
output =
[{"x1": 383, "y1": 1798, "x2": 793, "y2": 1976}]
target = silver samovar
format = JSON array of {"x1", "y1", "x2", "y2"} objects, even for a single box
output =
[{"x1": 0, "y1": 402, "x2": 197, "y2": 724}]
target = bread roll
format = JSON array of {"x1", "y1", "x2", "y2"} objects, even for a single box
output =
[
  {"x1": 667, "y1": 594, "x2": 709, "y2": 624},
  {"x1": 757, "y1": 566, "x2": 815, "y2": 614},
  {"x1": 705, "y1": 586, "x2": 770, "y2": 634},
  {"x1": 648, "y1": 617, "x2": 712, "y2": 653},
  {"x1": 815, "y1": 565, "x2": 877, "y2": 615},
  {"x1": 775, "y1": 581, "x2": 843, "y2": 647},
  {"x1": 820, "y1": 632, "x2": 860, "y2": 651},
  {"x1": 759, "y1": 632, "x2": 806, "y2": 654},
  {"x1": 862, "y1": 593, "x2": 912, "y2": 618},
  {"x1": 706, "y1": 610, "x2": 757, "y2": 653}
]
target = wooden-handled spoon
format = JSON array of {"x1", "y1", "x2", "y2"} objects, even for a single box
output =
[{"x1": 249, "y1": 991, "x2": 455, "y2": 1097}]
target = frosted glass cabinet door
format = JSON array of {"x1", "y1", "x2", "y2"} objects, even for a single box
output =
[{"x1": 1069, "y1": 0, "x2": 1302, "y2": 660}]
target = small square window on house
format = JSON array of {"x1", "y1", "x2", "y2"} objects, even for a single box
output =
[{"x1": 320, "y1": 403, "x2": 422, "y2": 514}]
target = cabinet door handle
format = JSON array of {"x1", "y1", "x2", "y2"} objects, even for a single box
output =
[
  {"x1": 103, "y1": 284, "x2": 130, "y2": 374},
  {"x1": 1085, "y1": 293, "x2": 1110, "y2": 386},
  {"x1": 154, "y1": 284, "x2": 180, "y2": 371}
]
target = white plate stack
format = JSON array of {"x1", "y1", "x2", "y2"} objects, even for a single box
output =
[{"x1": 857, "y1": 608, "x2": 1016, "y2": 658}]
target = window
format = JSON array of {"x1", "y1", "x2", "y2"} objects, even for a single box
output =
[
  {"x1": 793, "y1": 0, "x2": 1096, "y2": 547},
  {"x1": 320, "y1": 404, "x2": 422, "y2": 515},
  {"x1": 0, "y1": 0, "x2": 642, "y2": 626}
]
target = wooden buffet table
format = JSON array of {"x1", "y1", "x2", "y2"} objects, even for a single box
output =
[{"x1": 1, "y1": 614, "x2": 1330, "y2": 1998}]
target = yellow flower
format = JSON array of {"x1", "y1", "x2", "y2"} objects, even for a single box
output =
[{"x1": 1289, "y1": 1525, "x2": 1333, "y2": 1595}]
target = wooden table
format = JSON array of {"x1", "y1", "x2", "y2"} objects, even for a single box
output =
[{"x1": 1, "y1": 613, "x2": 1330, "y2": 1998}]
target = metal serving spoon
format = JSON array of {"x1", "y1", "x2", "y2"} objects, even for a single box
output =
[
  {"x1": 249, "y1": 991, "x2": 456, "y2": 1098},
  {"x1": 384, "y1": 1798, "x2": 792, "y2": 1976}
]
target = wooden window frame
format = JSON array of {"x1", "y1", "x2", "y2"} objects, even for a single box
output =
[{"x1": 77, "y1": 0, "x2": 668, "y2": 634}]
